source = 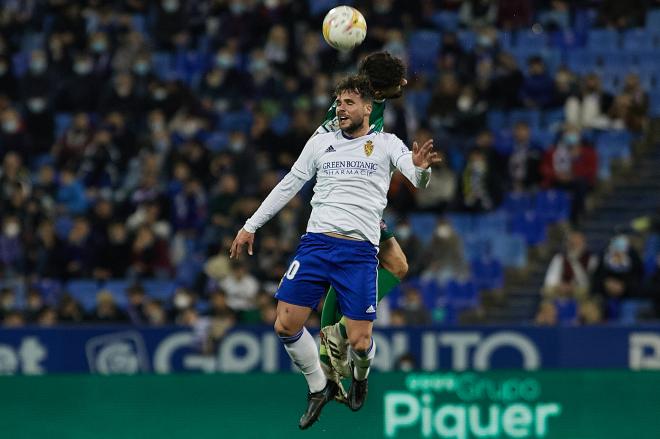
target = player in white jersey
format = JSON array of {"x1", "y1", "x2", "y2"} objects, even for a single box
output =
[{"x1": 230, "y1": 75, "x2": 440, "y2": 429}]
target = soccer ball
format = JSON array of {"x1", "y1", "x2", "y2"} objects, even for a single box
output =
[{"x1": 322, "y1": 6, "x2": 367, "y2": 51}]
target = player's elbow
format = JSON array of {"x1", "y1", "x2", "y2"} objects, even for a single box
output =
[{"x1": 381, "y1": 252, "x2": 408, "y2": 280}]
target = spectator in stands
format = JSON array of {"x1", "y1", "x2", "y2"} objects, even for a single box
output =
[
  {"x1": 129, "y1": 224, "x2": 170, "y2": 278},
  {"x1": 428, "y1": 73, "x2": 460, "y2": 134},
  {"x1": 93, "y1": 221, "x2": 131, "y2": 279},
  {"x1": 541, "y1": 125, "x2": 597, "y2": 224},
  {"x1": 534, "y1": 300, "x2": 558, "y2": 326},
  {"x1": 61, "y1": 217, "x2": 92, "y2": 280},
  {"x1": 0, "y1": 108, "x2": 30, "y2": 162},
  {"x1": 414, "y1": 127, "x2": 456, "y2": 212},
  {"x1": 57, "y1": 293, "x2": 85, "y2": 324},
  {"x1": 144, "y1": 299, "x2": 168, "y2": 325},
  {"x1": 458, "y1": 148, "x2": 503, "y2": 212},
  {"x1": 565, "y1": 73, "x2": 613, "y2": 130},
  {"x1": 542, "y1": 230, "x2": 597, "y2": 302},
  {"x1": 398, "y1": 286, "x2": 432, "y2": 326},
  {"x1": 53, "y1": 112, "x2": 94, "y2": 169},
  {"x1": 87, "y1": 290, "x2": 129, "y2": 323},
  {"x1": 539, "y1": 1, "x2": 571, "y2": 31},
  {"x1": 2, "y1": 310, "x2": 24, "y2": 327},
  {"x1": 25, "y1": 288, "x2": 45, "y2": 323},
  {"x1": 597, "y1": 0, "x2": 646, "y2": 28},
  {"x1": 421, "y1": 219, "x2": 469, "y2": 284},
  {"x1": 520, "y1": 56, "x2": 556, "y2": 109},
  {"x1": 24, "y1": 94, "x2": 54, "y2": 157},
  {"x1": 219, "y1": 260, "x2": 260, "y2": 322},
  {"x1": 0, "y1": 214, "x2": 23, "y2": 276},
  {"x1": 613, "y1": 73, "x2": 649, "y2": 132},
  {"x1": 507, "y1": 121, "x2": 543, "y2": 190},
  {"x1": 578, "y1": 298, "x2": 603, "y2": 325},
  {"x1": 552, "y1": 67, "x2": 578, "y2": 109},
  {"x1": 126, "y1": 284, "x2": 149, "y2": 325},
  {"x1": 497, "y1": 0, "x2": 533, "y2": 30},
  {"x1": 592, "y1": 235, "x2": 644, "y2": 318},
  {"x1": 490, "y1": 53, "x2": 524, "y2": 109},
  {"x1": 459, "y1": 0, "x2": 497, "y2": 28},
  {"x1": 37, "y1": 307, "x2": 59, "y2": 326}
]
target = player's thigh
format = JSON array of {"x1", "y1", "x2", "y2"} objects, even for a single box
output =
[
  {"x1": 379, "y1": 237, "x2": 408, "y2": 279},
  {"x1": 330, "y1": 243, "x2": 378, "y2": 322}
]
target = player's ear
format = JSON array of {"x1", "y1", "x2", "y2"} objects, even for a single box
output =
[{"x1": 365, "y1": 102, "x2": 372, "y2": 116}]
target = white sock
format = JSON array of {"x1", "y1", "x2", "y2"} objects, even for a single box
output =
[
  {"x1": 279, "y1": 327, "x2": 327, "y2": 393},
  {"x1": 350, "y1": 338, "x2": 376, "y2": 381}
]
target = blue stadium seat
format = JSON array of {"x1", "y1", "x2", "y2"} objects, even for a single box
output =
[
  {"x1": 270, "y1": 114, "x2": 291, "y2": 135},
  {"x1": 462, "y1": 233, "x2": 491, "y2": 262},
  {"x1": 515, "y1": 30, "x2": 548, "y2": 50},
  {"x1": 509, "y1": 109, "x2": 542, "y2": 130},
  {"x1": 66, "y1": 280, "x2": 101, "y2": 311},
  {"x1": 55, "y1": 113, "x2": 73, "y2": 138},
  {"x1": 474, "y1": 209, "x2": 508, "y2": 238},
  {"x1": 408, "y1": 31, "x2": 442, "y2": 75},
  {"x1": 308, "y1": 0, "x2": 350, "y2": 16},
  {"x1": 643, "y1": 234, "x2": 660, "y2": 276},
  {"x1": 619, "y1": 299, "x2": 654, "y2": 324},
  {"x1": 406, "y1": 90, "x2": 433, "y2": 117},
  {"x1": 535, "y1": 190, "x2": 570, "y2": 224},
  {"x1": 445, "y1": 279, "x2": 479, "y2": 322},
  {"x1": 510, "y1": 210, "x2": 546, "y2": 246},
  {"x1": 446, "y1": 213, "x2": 474, "y2": 236},
  {"x1": 498, "y1": 31, "x2": 514, "y2": 51},
  {"x1": 574, "y1": 8, "x2": 598, "y2": 32},
  {"x1": 487, "y1": 110, "x2": 508, "y2": 131},
  {"x1": 586, "y1": 29, "x2": 619, "y2": 50},
  {"x1": 492, "y1": 233, "x2": 527, "y2": 268},
  {"x1": 542, "y1": 108, "x2": 564, "y2": 132},
  {"x1": 103, "y1": 280, "x2": 130, "y2": 308},
  {"x1": 152, "y1": 52, "x2": 174, "y2": 78},
  {"x1": 649, "y1": 91, "x2": 660, "y2": 117},
  {"x1": 408, "y1": 213, "x2": 437, "y2": 242},
  {"x1": 554, "y1": 298, "x2": 577, "y2": 324},
  {"x1": 622, "y1": 29, "x2": 655, "y2": 51},
  {"x1": 564, "y1": 49, "x2": 596, "y2": 74},
  {"x1": 493, "y1": 129, "x2": 514, "y2": 154},
  {"x1": 647, "y1": 9, "x2": 660, "y2": 30},
  {"x1": 142, "y1": 279, "x2": 177, "y2": 301},
  {"x1": 532, "y1": 129, "x2": 556, "y2": 150},
  {"x1": 457, "y1": 30, "x2": 477, "y2": 51},
  {"x1": 54, "y1": 216, "x2": 73, "y2": 239},
  {"x1": 470, "y1": 255, "x2": 504, "y2": 291},
  {"x1": 205, "y1": 132, "x2": 229, "y2": 152},
  {"x1": 219, "y1": 110, "x2": 253, "y2": 134},
  {"x1": 503, "y1": 191, "x2": 534, "y2": 217},
  {"x1": 431, "y1": 12, "x2": 459, "y2": 31}
]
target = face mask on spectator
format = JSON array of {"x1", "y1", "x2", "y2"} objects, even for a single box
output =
[
  {"x1": 174, "y1": 292, "x2": 191, "y2": 309},
  {"x1": 229, "y1": 2, "x2": 246, "y2": 14},
  {"x1": 471, "y1": 159, "x2": 486, "y2": 173},
  {"x1": 250, "y1": 60, "x2": 268, "y2": 74},
  {"x1": 150, "y1": 120, "x2": 164, "y2": 132},
  {"x1": 27, "y1": 97, "x2": 47, "y2": 113},
  {"x1": 436, "y1": 224, "x2": 452, "y2": 239},
  {"x1": 133, "y1": 61, "x2": 150, "y2": 75},
  {"x1": 562, "y1": 132, "x2": 579, "y2": 146},
  {"x1": 396, "y1": 225, "x2": 411, "y2": 240},
  {"x1": 162, "y1": 0, "x2": 179, "y2": 12},
  {"x1": 478, "y1": 35, "x2": 495, "y2": 48},
  {"x1": 2, "y1": 119, "x2": 18, "y2": 133},
  {"x1": 3, "y1": 221, "x2": 20, "y2": 238},
  {"x1": 74, "y1": 61, "x2": 92, "y2": 75},
  {"x1": 264, "y1": 0, "x2": 279, "y2": 9},
  {"x1": 215, "y1": 54, "x2": 235, "y2": 69},
  {"x1": 181, "y1": 121, "x2": 199, "y2": 138},
  {"x1": 152, "y1": 88, "x2": 167, "y2": 101},
  {"x1": 30, "y1": 59, "x2": 46, "y2": 74},
  {"x1": 91, "y1": 40, "x2": 108, "y2": 53}
]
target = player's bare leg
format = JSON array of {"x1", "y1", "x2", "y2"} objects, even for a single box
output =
[{"x1": 275, "y1": 301, "x2": 338, "y2": 429}]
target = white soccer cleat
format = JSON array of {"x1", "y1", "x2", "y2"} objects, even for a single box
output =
[{"x1": 320, "y1": 323, "x2": 351, "y2": 379}]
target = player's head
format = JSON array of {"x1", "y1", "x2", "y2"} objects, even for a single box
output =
[
  {"x1": 335, "y1": 75, "x2": 373, "y2": 136},
  {"x1": 358, "y1": 51, "x2": 407, "y2": 99}
]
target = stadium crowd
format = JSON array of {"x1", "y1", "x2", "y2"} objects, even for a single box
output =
[{"x1": 0, "y1": 0, "x2": 659, "y2": 331}]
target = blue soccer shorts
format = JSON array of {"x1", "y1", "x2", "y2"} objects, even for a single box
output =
[{"x1": 275, "y1": 233, "x2": 379, "y2": 321}]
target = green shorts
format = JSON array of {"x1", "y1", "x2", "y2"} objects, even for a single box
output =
[{"x1": 379, "y1": 219, "x2": 395, "y2": 242}]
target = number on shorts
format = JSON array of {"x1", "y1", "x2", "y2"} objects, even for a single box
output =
[{"x1": 285, "y1": 260, "x2": 300, "y2": 280}]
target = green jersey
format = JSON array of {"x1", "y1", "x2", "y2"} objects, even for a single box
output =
[{"x1": 314, "y1": 100, "x2": 386, "y2": 135}]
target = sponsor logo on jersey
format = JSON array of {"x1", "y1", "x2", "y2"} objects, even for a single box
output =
[
  {"x1": 324, "y1": 145, "x2": 336, "y2": 153},
  {"x1": 321, "y1": 160, "x2": 378, "y2": 176},
  {"x1": 364, "y1": 140, "x2": 374, "y2": 157}
]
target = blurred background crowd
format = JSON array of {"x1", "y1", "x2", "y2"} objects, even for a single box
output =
[{"x1": 1, "y1": 0, "x2": 660, "y2": 334}]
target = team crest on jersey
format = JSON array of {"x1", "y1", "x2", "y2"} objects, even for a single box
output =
[{"x1": 364, "y1": 140, "x2": 374, "y2": 157}]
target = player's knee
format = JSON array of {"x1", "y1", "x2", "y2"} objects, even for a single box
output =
[
  {"x1": 348, "y1": 332, "x2": 372, "y2": 352},
  {"x1": 274, "y1": 317, "x2": 299, "y2": 337}
]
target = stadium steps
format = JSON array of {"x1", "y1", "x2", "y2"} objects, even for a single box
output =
[{"x1": 481, "y1": 133, "x2": 660, "y2": 323}]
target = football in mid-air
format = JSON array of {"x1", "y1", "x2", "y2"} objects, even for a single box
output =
[{"x1": 322, "y1": 6, "x2": 367, "y2": 51}]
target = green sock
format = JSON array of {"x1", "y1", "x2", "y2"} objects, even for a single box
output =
[{"x1": 319, "y1": 267, "x2": 402, "y2": 333}]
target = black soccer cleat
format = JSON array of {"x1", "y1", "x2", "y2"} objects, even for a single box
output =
[
  {"x1": 298, "y1": 380, "x2": 339, "y2": 430},
  {"x1": 347, "y1": 373, "x2": 368, "y2": 412}
]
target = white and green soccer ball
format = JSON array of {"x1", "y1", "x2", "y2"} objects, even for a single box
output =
[{"x1": 322, "y1": 6, "x2": 367, "y2": 51}]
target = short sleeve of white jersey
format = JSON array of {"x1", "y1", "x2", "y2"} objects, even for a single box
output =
[{"x1": 291, "y1": 136, "x2": 319, "y2": 181}]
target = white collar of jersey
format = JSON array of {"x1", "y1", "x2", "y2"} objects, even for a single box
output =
[{"x1": 340, "y1": 128, "x2": 375, "y2": 140}]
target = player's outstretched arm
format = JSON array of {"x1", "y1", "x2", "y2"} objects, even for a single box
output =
[{"x1": 230, "y1": 228, "x2": 254, "y2": 260}]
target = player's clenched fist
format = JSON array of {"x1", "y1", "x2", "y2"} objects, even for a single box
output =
[{"x1": 230, "y1": 228, "x2": 254, "y2": 259}]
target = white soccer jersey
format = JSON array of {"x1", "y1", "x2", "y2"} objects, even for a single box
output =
[{"x1": 244, "y1": 130, "x2": 431, "y2": 245}]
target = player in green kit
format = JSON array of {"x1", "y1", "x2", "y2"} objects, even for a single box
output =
[{"x1": 313, "y1": 52, "x2": 409, "y2": 397}]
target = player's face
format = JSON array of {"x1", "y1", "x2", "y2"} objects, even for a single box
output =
[{"x1": 336, "y1": 90, "x2": 372, "y2": 135}]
